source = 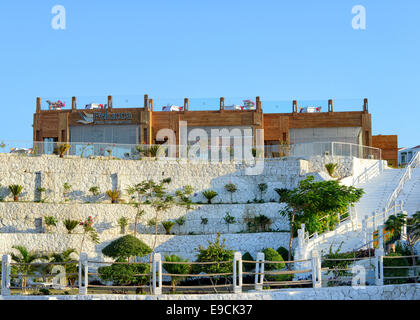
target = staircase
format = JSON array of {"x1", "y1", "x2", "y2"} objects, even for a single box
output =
[
  {"x1": 395, "y1": 167, "x2": 420, "y2": 216},
  {"x1": 296, "y1": 159, "x2": 420, "y2": 261},
  {"x1": 353, "y1": 168, "x2": 403, "y2": 221}
]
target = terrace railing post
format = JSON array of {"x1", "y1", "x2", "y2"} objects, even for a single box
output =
[
  {"x1": 311, "y1": 250, "x2": 321, "y2": 288},
  {"x1": 1, "y1": 254, "x2": 11, "y2": 296},
  {"x1": 378, "y1": 228, "x2": 384, "y2": 250},
  {"x1": 78, "y1": 253, "x2": 88, "y2": 295},
  {"x1": 152, "y1": 253, "x2": 162, "y2": 295},
  {"x1": 233, "y1": 252, "x2": 242, "y2": 294},
  {"x1": 401, "y1": 213, "x2": 408, "y2": 241},
  {"x1": 255, "y1": 252, "x2": 264, "y2": 291},
  {"x1": 375, "y1": 249, "x2": 384, "y2": 286}
]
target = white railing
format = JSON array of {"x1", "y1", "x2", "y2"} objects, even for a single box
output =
[
  {"x1": 357, "y1": 201, "x2": 405, "y2": 252},
  {"x1": 289, "y1": 141, "x2": 382, "y2": 160},
  {"x1": 295, "y1": 206, "x2": 360, "y2": 268},
  {"x1": 385, "y1": 152, "x2": 420, "y2": 211},
  {"x1": 0, "y1": 140, "x2": 382, "y2": 161},
  {"x1": 0, "y1": 252, "x2": 320, "y2": 296},
  {"x1": 351, "y1": 160, "x2": 385, "y2": 186}
]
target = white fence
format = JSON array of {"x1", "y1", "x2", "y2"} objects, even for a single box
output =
[
  {"x1": 0, "y1": 140, "x2": 382, "y2": 161},
  {"x1": 0, "y1": 252, "x2": 320, "y2": 296}
]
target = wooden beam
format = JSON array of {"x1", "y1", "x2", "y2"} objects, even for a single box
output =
[
  {"x1": 292, "y1": 100, "x2": 297, "y2": 114},
  {"x1": 220, "y1": 97, "x2": 225, "y2": 111},
  {"x1": 364, "y1": 98, "x2": 368, "y2": 113},
  {"x1": 71, "y1": 96, "x2": 76, "y2": 112},
  {"x1": 36, "y1": 97, "x2": 41, "y2": 113},
  {"x1": 328, "y1": 99, "x2": 333, "y2": 113},
  {"x1": 184, "y1": 98, "x2": 189, "y2": 112},
  {"x1": 108, "y1": 95, "x2": 113, "y2": 111}
]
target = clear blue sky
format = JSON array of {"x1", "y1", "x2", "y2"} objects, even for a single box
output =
[{"x1": 0, "y1": 0, "x2": 419, "y2": 147}]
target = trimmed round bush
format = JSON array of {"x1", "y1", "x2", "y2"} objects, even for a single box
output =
[
  {"x1": 242, "y1": 252, "x2": 255, "y2": 272},
  {"x1": 102, "y1": 235, "x2": 152, "y2": 260},
  {"x1": 263, "y1": 248, "x2": 291, "y2": 281},
  {"x1": 276, "y1": 246, "x2": 293, "y2": 262}
]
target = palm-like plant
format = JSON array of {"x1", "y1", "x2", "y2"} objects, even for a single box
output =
[
  {"x1": 9, "y1": 184, "x2": 24, "y2": 201},
  {"x1": 10, "y1": 245, "x2": 47, "y2": 290},
  {"x1": 57, "y1": 143, "x2": 71, "y2": 158},
  {"x1": 162, "y1": 221, "x2": 176, "y2": 235},
  {"x1": 63, "y1": 219, "x2": 80, "y2": 234},
  {"x1": 325, "y1": 163, "x2": 338, "y2": 177},
  {"x1": 202, "y1": 190, "x2": 218, "y2": 204},
  {"x1": 106, "y1": 189, "x2": 121, "y2": 204},
  {"x1": 163, "y1": 255, "x2": 191, "y2": 293},
  {"x1": 48, "y1": 248, "x2": 78, "y2": 286}
]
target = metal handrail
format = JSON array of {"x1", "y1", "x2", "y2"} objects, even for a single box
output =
[{"x1": 385, "y1": 151, "x2": 420, "y2": 210}]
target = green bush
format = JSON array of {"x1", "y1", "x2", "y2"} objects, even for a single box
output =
[
  {"x1": 276, "y1": 246, "x2": 293, "y2": 262},
  {"x1": 98, "y1": 263, "x2": 150, "y2": 286},
  {"x1": 99, "y1": 235, "x2": 152, "y2": 288},
  {"x1": 163, "y1": 255, "x2": 191, "y2": 293},
  {"x1": 262, "y1": 248, "x2": 291, "y2": 281},
  {"x1": 384, "y1": 253, "x2": 410, "y2": 285},
  {"x1": 242, "y1": 252, "x2": 255, "y2": 273},
  {"x1": 193, "y1": 233, "x2": 233, "y2": 288},
  {"x1": 101, "y1": 235, "x2": 152, "y2": 261}
]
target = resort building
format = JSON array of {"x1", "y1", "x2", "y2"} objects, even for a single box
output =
[{"x1": 32, "y1": 95, "x2": 398, "y2": 164}]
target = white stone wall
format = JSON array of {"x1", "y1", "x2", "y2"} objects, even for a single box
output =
[
  {"x1": 308, "y1": 156, "x2": 382, "y2": 180},
  {"x1": 0, "y1": 202, "x2": 289, "y2": 235},
  {"x1": 2, "y1": 284, "x2": 419, "y2": 300},
  {"x1": 0, "y1": 155, "x2": 312, "y2": 204},
  {"x1": 0, "y1": 232, "x2": 290, "y2": 262}
]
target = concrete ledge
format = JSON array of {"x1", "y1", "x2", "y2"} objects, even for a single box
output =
[{"x1": 1, "y1": 284, "x2": 419, "y2": 300}]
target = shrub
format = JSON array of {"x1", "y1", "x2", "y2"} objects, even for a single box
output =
[
  {"x1": 63, "y1": 219, "x2": 79, "y2": 234},
  {"x1": 325, "y1": 163, "x2": 338, "y2": 177},
  {"x1": 162, "y1": 221, "x2": 176, "y2": 235},
  {"x1": 242, "y1": 252, "x2": 255, "y2": 273},
  {"x1": 262, "y1": 248, "x2": 291, "y2": 281},
  {"x1": 38, "y1": 288, "x2": 51, "y2": 295},
  {"x1": 63, "y1": 183, "x2": 72, "y2": 201},
  {"x1": 101, "y1": 235, "x2": 152, "y2": 261},
  {"x1": 147, "y1": 218, "x2": 157, "y2": 227},
  {"x1": 44, "y1": 216, "x2": 57, "y2": 227},
  {"x1": 57, "y1": 143, "x2": 71, "y2": 158},
  {"x1": 202, "y1": 190, "x2": 218, "y2": 204},
  {"x1": 384, "y1": 253, "x2": 410, "y2": 285},
  {"x1": 194, "y1": 233, "x2": 234, "y2": 292},
  {"x1": 162, "y1": 178, "x2": 172, "y2": 184},
  {"x1": 321, "y1": 243, "x2": 354, "y2": 286},
  {"x1": 276, "y1": 246, "x2": 293, "y2": 262},
  {"x1": 254, "y1": 214, "x2": 272, "y2": 232},
  {"x1": 99, "y1": 237, "x2": 151, "y2": 288},
  {"x1": 89, "y1": 186, "x2": 100, "y2": 196},
  {"x1": 9, "y1": 184, "x2": 24, "y2": 201},
  {"x1": 163, "y1": 255, "x2": 191, "y2": 293},
  {"x1": 106, "y1": 189, "x2": 121, "y2": 204},
  {"x1": 118, "y1": 217, "x2": 129, "y2": 227}
]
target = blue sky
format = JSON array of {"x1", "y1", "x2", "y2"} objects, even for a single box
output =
[{"x1": 0, "y1": 0, "x2": 419, "y2": 147}]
